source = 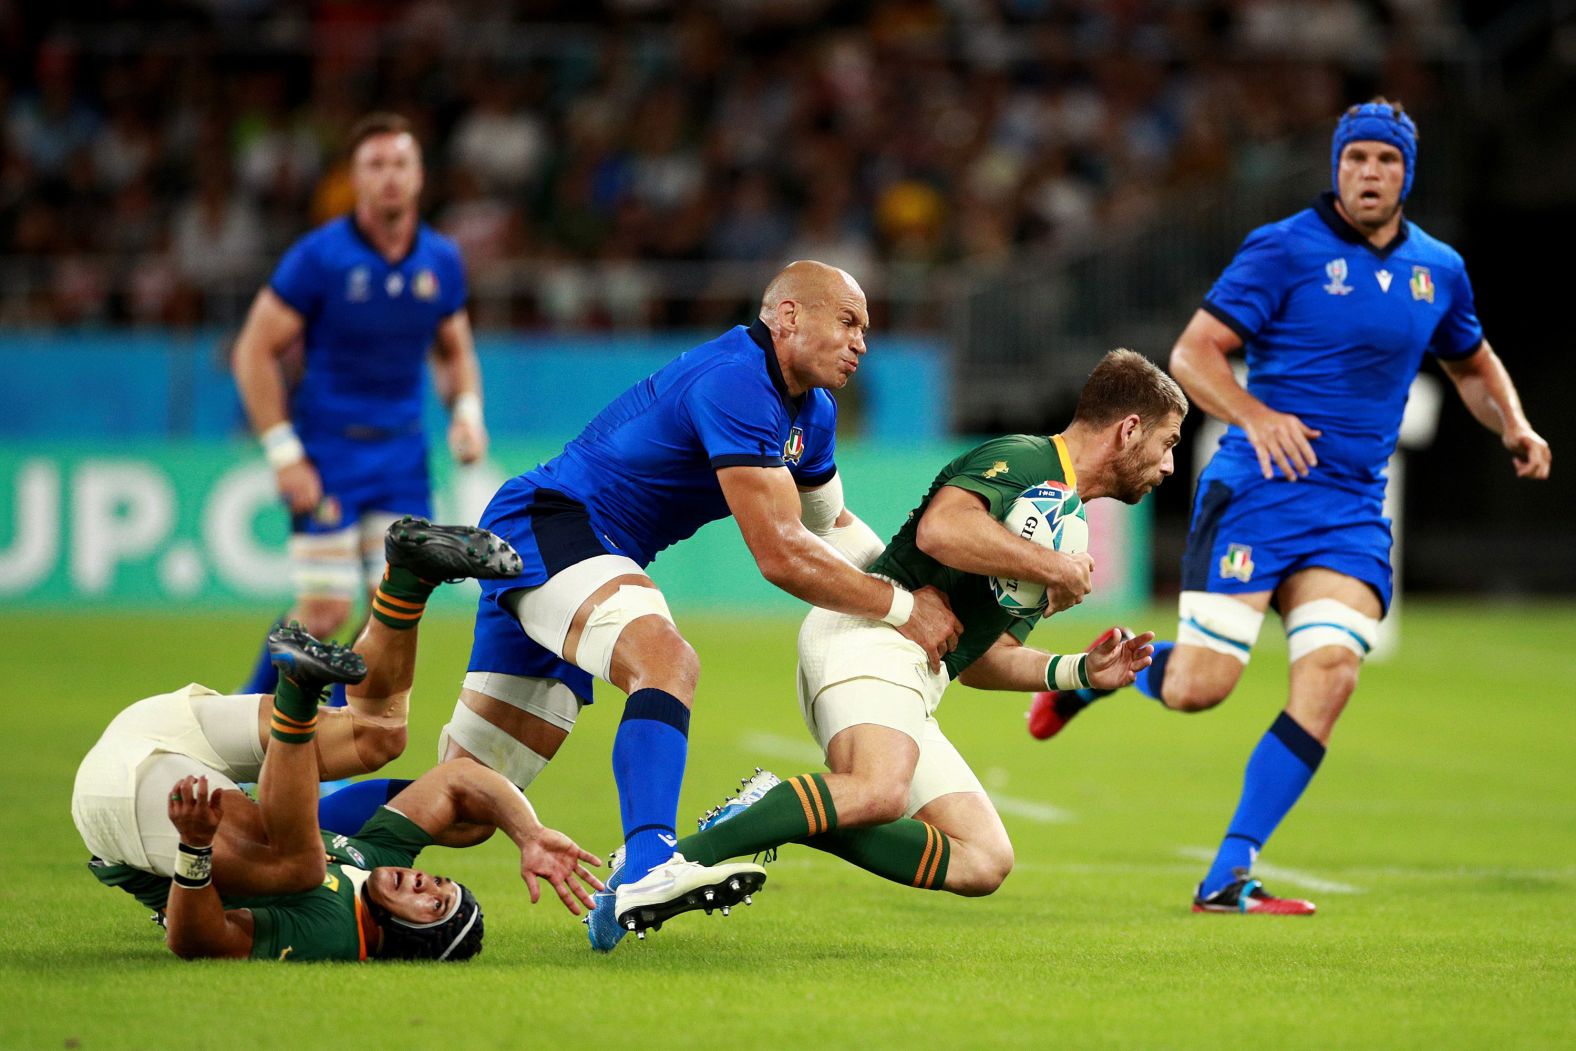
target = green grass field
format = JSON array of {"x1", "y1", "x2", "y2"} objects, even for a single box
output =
[{"x1": 3, "y1": 603, "x2": 1573, "y2": 1050}]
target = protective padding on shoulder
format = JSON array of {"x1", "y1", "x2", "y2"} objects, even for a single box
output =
[
  {"x1": 575, "y1": 584, "x2": 675, "y2": 682},
  {"x1": 1177, "y1": 590, "x2": 1266, "y2": 664},
  {"x1": 438, "y1": 701, "x2": 551, "y2": 790},
  {"x1": 798, "y1": 471, "x2": 846, "y2": 535},
  {"x1": 288, "y1": 527, "x2": 362, "y2": 598},
  {"x1": 1284, "y1": 598, "x2": 1377, "y2": 663}
]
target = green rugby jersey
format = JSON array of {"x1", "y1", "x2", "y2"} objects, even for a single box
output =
[
  {"x1": 868, "y1": 433, "x2": 1078, "y2": 679},
  {"x1": 235, "y1": 806, "x2": 433, "y2": 962}
]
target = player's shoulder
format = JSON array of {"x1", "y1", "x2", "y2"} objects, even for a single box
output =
[
  {"x1": 417, "y1": 222, "x2": 465, "y2": 266},
  {"x1": 956, "y1": 432, "x2": 1058, "y2": 478},
  {"x1": 1397, "y1": 219, "x2": 1467, "y2": 272},
  {"x1": 290, "y1": 215, "x2": 355, "y2": 253},
  {"x1": 680, "y1": 326, "x2": 776, "y2": 388}
]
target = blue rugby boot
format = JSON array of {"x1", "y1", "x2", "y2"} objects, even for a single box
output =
[
  {"x1": 584, "y1": 846, "x2": 629, "y2": 953},
  {"x1": 698, "y1": 768, "x2": 781, "y2": 832}
]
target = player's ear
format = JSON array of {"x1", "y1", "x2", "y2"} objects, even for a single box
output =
[
  {"x1": 778, "y1": 298, "x2": 799, "y2": 333},
  {"x1": 1117, "y1": 413, "x2": 1142, "y2": 446}
]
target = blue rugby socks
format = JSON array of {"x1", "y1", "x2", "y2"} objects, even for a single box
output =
[
  {"x1": 1132, "y1": 640, "x2": 1174, "y2": 702},
  {"x1": 612, "y1": 688, "x2": 691, "y2": 882},
  {"x1": 1200, "y1": 711, "x2": 1325, "y2": 896},
  {"x1": 240, "y1": 615, "x2": 288, "y2": 695},
  {"x1": 317, "y1": 778, "x2": 414, "y2": 835}
]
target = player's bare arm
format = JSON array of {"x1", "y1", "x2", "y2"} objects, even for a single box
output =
[
  {"x1": 914, "y1": 485, "x2": 1093, "y2": 614},
  {"x1": 233, "y1": 287, "x2": 320, "y2": 513},
  {"x1": 163, "y1": 776, "x2": 257, "y2": 960},
  {"x1": 1438, "y1": 339, "x2": 1551, "y2": 479},
  {"x1": 959, "y1": 628, "x2": 1156, "y2": 692},
  {"x1": 385, "y1": 758, "x2": 603, "y2": 914},
  {"x1": 1171, "y1": 309, "x2": 1321, "y2": 481},
  {"x1": 430, "y1": 309, "x2": 488, "y2": 465},
  {"x1": 719, "y1": 463, "x2": 961, "y2": 669}
]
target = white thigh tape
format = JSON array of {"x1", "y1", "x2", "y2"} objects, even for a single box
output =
[
  {"x1": 438, "y1": 703, "x2": 551, "y2": 790},
  {"x1": 1177, "y1": 590, "x2": 1265, "y2": 664},
  {"x1": 288, "y1": 528, "x2": 361, "y2": 598},
  {"x1": 574, "y1": 585, "x2": 675, "y2": 681},
  {"x1": 513, "y1": 553, "x2": 647, "y2": 655},
  {"x1": 460, "y1": 671, "x2": 582, "y2": 732},
  {"x1": 1284, "y1": 598, "x2": 1376, "y2": 663}
]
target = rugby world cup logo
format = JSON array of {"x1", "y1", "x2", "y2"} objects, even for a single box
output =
[{"x1": 1323, "y1": 258, "x2": 1353, "y2": 295}]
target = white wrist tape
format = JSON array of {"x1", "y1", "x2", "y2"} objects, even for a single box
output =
[
  {"x1": 173, "y1": 842, "x2": 213, "y2": 889},
  {"x1": 260, "y1": 421, "x2": 306, "y2": 469},
  {"x1": 452, "y1": 391, "x2": 484, "y2": 425},
  {"x1": 881, "y1": 584, "x2": 914, "y2": 628},
  {"x1": 1044, "y1": 653, "x2": 1091, "y2": 692}
]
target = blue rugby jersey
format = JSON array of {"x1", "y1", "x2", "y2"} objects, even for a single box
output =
[
  {"x1": 269, "y1": 216, "x2": 468, "y2": 442},
  {"x1": 1202, "y1": 193, "x2": 1483, "y2": 489},
  {"x1": 492, "y1": 319, "x2": 839, "y2": 571}
]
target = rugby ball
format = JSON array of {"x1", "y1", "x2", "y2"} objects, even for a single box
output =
[{"x1": 989, "y1": 482, "x2": 1088, "y2": 618}]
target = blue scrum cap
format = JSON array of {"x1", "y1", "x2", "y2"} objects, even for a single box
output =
[{"x1": 1331, "y1": 101, "x2": 1418, "y2": 200}]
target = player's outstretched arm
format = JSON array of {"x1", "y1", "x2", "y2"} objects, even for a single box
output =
[
  {"x1": 164, "y1": 776, "x2": 256, "y2": 960},
  {"x1": 387, "y1": 758, "x2": 604, "y2": 914},
  {"x1": 958, "y1": 628, "x2": 1154, "y2": 693},
  {"x1": 916, "y1": 485, "x2": 1092, "y2": 614},
  {"x1": 431, "y1": 309, "x2": 488, "y2": 465},
  {"x1": 233, "y1": 288, "x2": 320, "y2": 513},
  {"x1": 720, "y1": 464, "x2": 961, "y2": 669},
  {"x1": 1171, "y1": 309, "x2": 1321, "y2": 481},
  {"x1": 1439, "y1": 340, "x2": 1551, "y2": 480}
]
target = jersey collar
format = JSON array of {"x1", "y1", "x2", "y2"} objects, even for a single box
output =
[
  {"x1": 748, "y1": 317, "x2": 804, "y2": 411},
  {"x1": 348, "y1": 214, "x2": 421, "y2": 268},
  {"x1": 1051, "y1": 433, "x2": 1078, "y2": 491},
  {"x1": 1313, "y1": 191, "x2": 1409, "y2": 259}
]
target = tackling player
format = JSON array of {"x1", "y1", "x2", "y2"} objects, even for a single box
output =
[
  {"x1": 434, "y1": 260, "x2": 962, "y2": 940},
  {"x1": 1028, "y1": 99, "x2": 1552, "y2": 914},
  {"x1": 232, "y1": 112, "x2": 488, "y2": 700},
  {"x1": 580, "y1": 350, "x2": 1185, "y2": 949}
]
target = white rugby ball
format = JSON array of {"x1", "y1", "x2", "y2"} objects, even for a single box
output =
[{"x1": 989, "y1": 482, "x2": 1088, "y2": 618}]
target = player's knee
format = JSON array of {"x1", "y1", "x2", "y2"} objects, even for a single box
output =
[
  {"x1": 864, "y1": 779, "x2": 911, "y2": 825},
  {"x1": 296, "y1": 599, "x2": 350, "y2": 640},
  {"x1": 1163, "y1": 671, "x2": 1231, "y2": 713},
  {"x1": 622, "y1": 626, "x2": 700, "y2": 697},
  {"x1": 356, "y1": 722, "x2": 408, "y2": 771},
  {"x1": 1299, "y1": 646, "x2": 1361, "y2": 703},
  {"x1": 954, "y1": 841, "x2": 1016, "y2": 897}
]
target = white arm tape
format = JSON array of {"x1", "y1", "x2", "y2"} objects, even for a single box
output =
[
  {"x1": 822, "y1": 513, "x2": 887, "y2": 571},
  {"x1": 798, "y1": 472, "x2": 845, "y2": 535},
  {"x1": 881, "y1": 583, "x2": 914, "y2": 628},
  {"x1": 260, "y1": 421, "x2": 305, "y2": 469},
  {"x1": 452, "y1": 391, "x2": 484, "y2": 424}
]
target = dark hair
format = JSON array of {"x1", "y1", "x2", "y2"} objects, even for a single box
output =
[
  {"x1": 1072, "y1": 348, "x2": 1188, "y2": 429},
  {"x1": 347, "y1": 112, "x2": 417, "y2": 157},
  {"x1": 1345, "y1": 96, "x2": 1420, "y2": 144}
]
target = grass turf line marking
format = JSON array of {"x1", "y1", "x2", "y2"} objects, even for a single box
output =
[
  {"x1": 738, "y1": 732, "x2": 1075, "y2": 824},
  {"x1": 1176, "y1": 846, "x2": 1365, "y2": 894}
]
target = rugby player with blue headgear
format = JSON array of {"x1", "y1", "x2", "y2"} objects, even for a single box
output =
[{"x1": 1028, "y1": 98, "x2": 1551, "y2": 914}]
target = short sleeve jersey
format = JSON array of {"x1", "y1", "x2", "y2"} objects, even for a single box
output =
[
  {"x1": 1202, "y1": 193, "x2": 1483, "y2": 489},
  {"x1": 869, "y1": 433, "x2": 1077, "y2": 679},
  {"x1": 499, "y1": 318, "x2": 838, "y2": 567},
  {"x1": 269, "y1": 216, "x2": 468, "y2": 441},
  {"x1": 239, "y1": 807, "x2": 433, "y2": 962}
]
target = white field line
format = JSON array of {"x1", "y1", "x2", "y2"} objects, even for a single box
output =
[
  {"x1": 1175, "y1": 846, "x2": 1365, "y2": 894},
  {"x1": 736, "y1": 731, "x2": 1075, "y2": 824}
]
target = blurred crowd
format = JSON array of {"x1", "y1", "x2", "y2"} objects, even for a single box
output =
[{"x1": 1, "y1": 0, "x2": 1468, "y2": 330}]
